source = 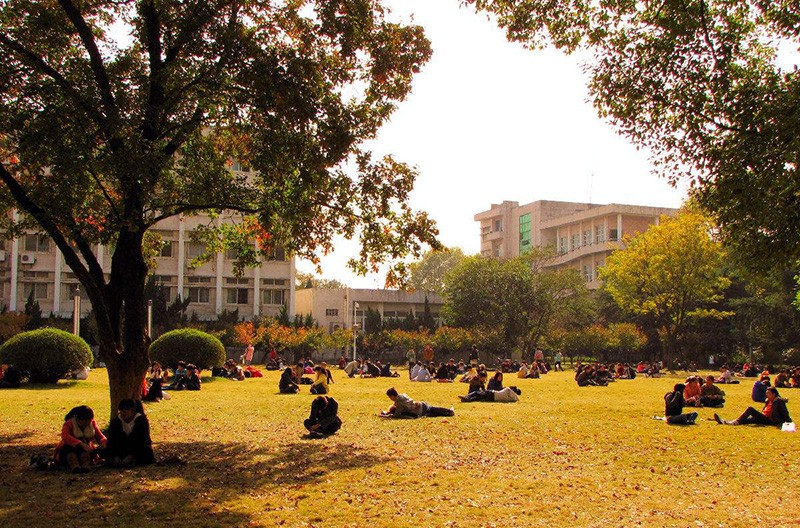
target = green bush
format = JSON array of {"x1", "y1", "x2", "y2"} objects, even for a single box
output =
[
  {"x1": 149, "y1": 328, "x2": 226, "y2": 370},
  {"x1": 0, "y1": 327, "x2": 93, "y2": 383}
]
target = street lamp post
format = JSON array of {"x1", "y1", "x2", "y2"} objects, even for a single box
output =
[
  {"x1": 72, "y1": 286, "x2": 81, "y2": 336},
  {"x1": 147, "y1": 299, "x2": 153, "y2": 337},
  {"x1": 352, "y1": 301, "x2": 360, "y2": 361}
]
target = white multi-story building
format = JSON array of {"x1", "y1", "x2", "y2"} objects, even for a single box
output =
[
  {"x1": 475, "y1": 200, "x2": 678, "y2": 288},
  {"x1": 0, "y1": 213, "x2": 295, "y2": 319}
]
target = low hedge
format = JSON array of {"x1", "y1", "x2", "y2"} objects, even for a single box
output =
[
  {"x1": 0, "y1": 327, "x2": 93, "y2": 383},
  {"x1": 149, "y1": 328, "x2": 226, "y2": 370}
]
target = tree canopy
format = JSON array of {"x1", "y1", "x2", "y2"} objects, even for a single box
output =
[
  {"x1": 442, "y1": 250, "x2": 585, "y2": 358},
  {"x1": 466, "y1": 0, "x2": 800, "y2": 271},
  {"x1": 407, "y1": 247, "x2": 466, "y2": 295},
  {"x1": 0, "y1": 0, "x2": 438, "y2": 414},
  {"x1": 600, "y1": 210, "x2": 731, "y2": 359}
]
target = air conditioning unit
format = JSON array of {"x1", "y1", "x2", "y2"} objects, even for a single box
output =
[
  {"x1": 20, "y1": 254, "x2": 35, "y2": 265},
  {"x1": 0, "y1": 250, "x2": 5, "y2": 262}
]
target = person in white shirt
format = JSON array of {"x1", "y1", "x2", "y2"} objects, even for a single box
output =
[{"x1": 411, "y1": 363, "x2": 432, "y2": 382}]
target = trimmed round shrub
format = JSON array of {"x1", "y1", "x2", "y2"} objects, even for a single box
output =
[
  {"x1": 149, "y1": 328, "x2": 226, "y2": 370},
  {"x1": 0, "y1": 328, "x2": 93, "y2": 383}
]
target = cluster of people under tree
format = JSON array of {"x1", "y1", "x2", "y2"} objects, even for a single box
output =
[
  {"x1": 575, "y1": 364, "x2": 616, "y2": 386},
  {"x1": 54, "y1": 400, "x2": 155, "y2": 473},
  {"x1": 340, "y1": 358, "x2": 400, "y2": 378},
  {"x1": 457, "y1": 368, "x2": 522, "y2": 403},
  {"x1": 279, "y1": 361, "x2": 334, "y2": 394}
]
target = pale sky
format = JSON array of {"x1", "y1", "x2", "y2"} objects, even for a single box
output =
[{"x1": 296, "y1": 0, "x2": 688, "y2": 287}]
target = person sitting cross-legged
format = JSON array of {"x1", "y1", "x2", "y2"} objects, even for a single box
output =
[
  {"x1": 101, "y1": 399, "x2": 156, "y2": 468},
  {"x1": 655, "y1": 383, "x2": 698, "y2": 425},
  {"x1": 304, "y1": 396, "x2": 342, "y2": 437},
  {"x1": 279, "y1": 367, "x2": 300, "y2": 394},
  {"x1": 699, "y1": 376, "x2": 726, "y2": 407}
]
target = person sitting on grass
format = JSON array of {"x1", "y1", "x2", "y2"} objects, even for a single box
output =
[
  {"x1": 0, "y1": 363, "x2": 21, "y2": 388},
  {"x1": 101, "y1": 399, "x2": 155, "y2": 468},
  {"x1": 411, "y1": 362, "x2": 432, "y2": 382},
  {"x1": 343, "y1": 359, "x2": 361, "y2": 378},
  {"x1": 774, "y1": 369, "x2": 790, "y2": 388},
  {"x1": 310, "y1": 366, "x2": 329, "y2": 394},
  {"x1": 699, "y1": 376, "x2": 726, "y2": 407},
  {"x1": 752, "y1": 375, "x2": 771, "y2": 403},
  {"x1": 279, "y1": 367, "x2": 300, "y2": 394},
  {"x1": 715, "y1": 387, "x2": 791, "y2": 426},
  {"x1": 486, "y1": 371, "x2": 504, "y2": 391},
  {"x1": 294, "y1": 362, "x2": 313, "y2": 385},
  {"x1": 435, "y1": 362, "x2": 451, "y2": 381},
  {"x1": 363, "y1": 360, "x2": 381, "y2": 378},
  {"x1": 527, "y1": 361, "x2": 541, "y2": 379},
  {"x1": 517, "y1": 362, "x2": 529, "y2": 378},
  {"x1": 683, "y1": 376, "x2": 702, "y2": 407},
  {"x1": 304, "y1": 395, "x2": 342, "y2": 438},
  {"x1": 655, "y1": 383, "x2": 698, "y2": 425},
  {"x1": 459, "y1": 386, "x2": 521, "y2": 403},
  {"x1": 791, "y1": 367, "x2": 800, "y2": 388},
  {"x1": 380, "y1": 387, "x2": 454, "y2": 418},
  {"x1": 184, "y1": 365, "x2": 201, "y2": 390},
  {"x1": 163, "y1": 361, "x2": 187, "y2": 389},
  {"x1": 380, "y1": 362, "x2": 400, "y2": 378},
  {"x1": 468, "y1": 371, "x2": 487, "y2": 394},
  {"x1": 54, "y1": 405, "x2": 107, "y2": 473}
]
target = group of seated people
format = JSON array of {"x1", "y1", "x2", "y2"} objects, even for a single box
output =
[
  {"x1": 635, "y1": 361, "x2": 663, "y2": 377},
  {"x1": 279, "y1": 361, "x2": 334, "y2": 394},
  {"x1": 516, "y1": 361, "x2": 549, "y2": 378},
  {"x1": 772, "y1": 367, "x2": 800, "y2": 388},
  {"x1": 575, "y1": 364, "x2": 615, "y2": 386},
  {"x1": 212, "y1": 359, "x2": 264, "y2": 381},
  {"x1": 458, "y1": 369, "x2": 522, "y2": 403},
  {"x1": 341, "y1": 358, "x2": 400, "y2": 378},
  {"x1": 500, "y1": 358, "x2": 551, "y2": 374},
  {"x1": 53, "y1": 400, "x2": 155, "y2": 473},
  {"x1": 158, "y1": 361, "x2": 201, "y2": 393},
  {"x1": 681, "y1": 375, "x2": 726, "y2": 407}
]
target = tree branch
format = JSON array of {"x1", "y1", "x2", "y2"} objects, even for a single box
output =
[
  {"x1": 0, "y1": 34, "x2": 111, "y2": 138},
  {"x1": 86, "y1": 167, "x2": 122, "y2": 222},
  {"x1": 147, "y1": 202, "x2": 260, "y2": 225},
  {"x1": 56, "y1": 0, "x2": 117, "y2": 121}
]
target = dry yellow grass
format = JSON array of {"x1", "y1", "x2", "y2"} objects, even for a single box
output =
[{"x1": 1, "y1": 368, "x2": 799, "y2": 527}]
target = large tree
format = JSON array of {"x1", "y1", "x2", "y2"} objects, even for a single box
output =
[
  {"x1": 0, "y1": 0, "x2": 438, "y2": 415},
  {"x1": 600, "y1": 210, "x2": 731, "y2": 360},
  {"x1": 466, "y1": 0, "x2": 800, "y2": 271},
  {"x1": 442, "y1": 250, "x2": 585, "y2": 357},
  {"x1": 407, "y1": 246, "x2": 466, "y2": 296}
]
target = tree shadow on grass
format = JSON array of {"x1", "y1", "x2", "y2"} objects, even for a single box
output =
[{"x1": 0, "y1": 438, "x2": 392, "y2": 528}]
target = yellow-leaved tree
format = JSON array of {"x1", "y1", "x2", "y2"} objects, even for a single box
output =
[{"x1": 600, "y1": 210, "x2": 731, "y2": 361}]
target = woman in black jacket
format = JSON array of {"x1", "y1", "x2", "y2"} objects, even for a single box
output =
[{"x1": 279, "y1": 367, "x2": 299, "y2": 393}]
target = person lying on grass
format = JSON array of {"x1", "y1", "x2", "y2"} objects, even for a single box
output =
[
  {"x1": 654, "y1": 383, "x2": 698, "y2": 425},
  {"x1": 458, "y1": 386, "x2": 521, "y2": 403},
  {"x1": 714, "y1": 387, "x2": 792, "y2": 426},
  {"x1": 54, "y1": 405, "x2": 107, "y2": 473},
  {"x1": 304, "y1": 396, "x2": 342, "y2": 438},
  {"x1": 101, "y1": 399, "x2": 155, "y2": 468},
  {"x1": 380, "y1": 387, "x2": 454, "y2": 418}
]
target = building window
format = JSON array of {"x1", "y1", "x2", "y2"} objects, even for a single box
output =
[
  {"x1": 559, "y1": 237, "x2": 568, "y2": 254},
  {"x1": 583, "y1": 230, "x2": 591, "y2": 246},
  {"x1": 519, "y1": 213, "x2": 531, "y2": 255},
  {"x1": 187, "y1": 276, "x2": 212, "y2": 284},
  {"x1": 583, "y1": 265, "x2": 593, "y2": 282},
  {"x1": 159, "y1": 241, "x2": 176, "y2": 258},
  {"x1": 225, "y1": 277, "x2": 250, "y2": 285},
  {"x1": 186, "y1": 287, "x2": 210, "y2": 303},
  {"x1": 186, "y1": 242, "x2": 206, "y2": 259},
  {"x1": 570, "y1": 234, "x2": 579, "y2": 250},
  {"x1": 595, "y1": 226, "x2": 605, "y2": 243},
  {"x1": 262, "y1": 278, "x2": 287, "y2": 286},
  {"x1": 609, "y1": 229, "x2": 619, "y2": 241},
  {"x1": 226, "y1": 288, "x2": 249, "y2": 305},
  {"x1": 24, "y1": 234, "x2": 50, "y2": 252},
  {"x1": 325, "y1": 308, "x2": 339, "y2": 316},
  {"x1": 493, "y1": 219, "x2": 502, "y2": 232},
  {"x1": 267, "y1": 246, "x2": 286, "y2": 261},
  {"x1": 229, "y1": 160, "x2": 251, "y2": 172},
  {"x1": 261, "y1": 289, "x2": 285, "y2": 306},
  {"x1": 22, "y1": 282, "x2": 49, "y2": 300}
]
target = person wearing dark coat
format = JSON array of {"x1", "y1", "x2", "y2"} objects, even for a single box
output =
[
  {"x1": 486, "y1": 371, "x2": 504, "y2": 392},
  {"x1": 0, "y1": 364, "x2": 21, "y2": 388},
  {"x1": 279, "y1": 367, "x2": 300, "y2": 393},
  {"x1": 102, "y1": 399, "x2": 156, "y2": 467},
  {"x1": 304, "y1": 396, "x2": 342, "y2": 437},
  {"x1": 715, "y1": 387, "x2": 792, "y2": 426},
  {"x1": 662, "y1": 383, "x2": 698, "y2": 425}
]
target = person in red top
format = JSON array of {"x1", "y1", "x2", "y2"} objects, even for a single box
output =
[
  {"x1": 714, "y1": 387, "x2": 792, "y2": 426},
  {"x1": 54, "y1": 405, "x2": 107, "y2": 473}
]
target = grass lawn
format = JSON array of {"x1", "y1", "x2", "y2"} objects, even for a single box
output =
[{"x1": 1, "y1": 367, "x2": 798, "y2": 527}]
